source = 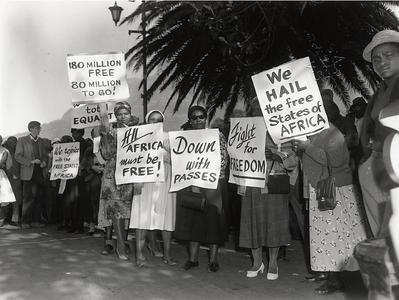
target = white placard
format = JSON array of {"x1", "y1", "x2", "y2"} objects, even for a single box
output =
[
  {"x1": 227, "y1": 117, "x2": 267, "y2": 188},
  {"x1": 71, "y1": 102, "x2": 116, "y2": 129},
  {"x1": 169, "y1": 129, "x2": 220, "y2": 192},
  {"x1": 50, "y1": 142, "x2": 80, "y2": 180},
  {"x1": 66, "y1": 52, "x2": 129, "y2": 103},
  {"x1": 251, "y1": 57, "x2": 329, "y2": 144},
  {"x1": 115, "y1": 123, "x2": 165, "y2": 185}
]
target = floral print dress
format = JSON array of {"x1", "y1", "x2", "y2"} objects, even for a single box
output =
[{"x1": 97, "y1": 126, "x2": 133, "y2": 228}]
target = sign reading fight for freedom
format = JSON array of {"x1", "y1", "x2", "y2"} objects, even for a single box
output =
[
  {"x1": 71, "y1": 102, "x2": 116, "y2": 129},
  {"x1": 227, "y1": 117, "x2": 267, "y2": 188},
  {"x1": 67, "y1": 52, "x2": 129, "y2": 104},
  {"x1": 115, "y1": 123, "x2": 165, "y2": 185},
  {"x1": 50, "y1": 142, "x2": 80, "y2": 180},
  {"x1": 251, "y1": 57, "x2": 329, "y2": 144},
  {"x1": 169, "y1": 129, "x2": 220, "y2": 192}
]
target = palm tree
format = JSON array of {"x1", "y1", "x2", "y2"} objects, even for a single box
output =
[{"x1": 121, "y1": 1, "x2": 399, "y2": 119}]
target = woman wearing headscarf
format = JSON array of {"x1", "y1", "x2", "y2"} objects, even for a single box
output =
[
  {"x1": 129, "y1": 110, "x2": 176, "y2": 267},
  {"x1": 359, "y1": 30, "x2": 399, "y2": 238},
  {"x1": 292, "y1": 93, "x2": 367, "y2": 294},
  {"x1": 238, "y1": 99, "x2": 296, "y2": 281},
  {"x1": 98, "y1": 101, "x2": 138, "y2": 260},
  {"x1": 174, "y1": 105, "x2": 228, "y2": 273}
]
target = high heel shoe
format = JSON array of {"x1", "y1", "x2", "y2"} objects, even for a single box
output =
[
  {"x1": 267, "y1": 266, "x2": 279, "y2": 280},
  {"x1": 246, "y1": 263, "x2": 265, "y2": 278}
]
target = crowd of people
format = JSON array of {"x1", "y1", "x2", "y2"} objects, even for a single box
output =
[{"x1": 0, "y1": 29, "x2": 398, "y2": 296}]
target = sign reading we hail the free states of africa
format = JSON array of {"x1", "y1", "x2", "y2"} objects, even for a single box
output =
[
  {"x1": 251, "y1": 57, "x2": 329, "y2": 144},
  {"x1": 66, "y1": 52, "x2": 130, "y2": 104}
]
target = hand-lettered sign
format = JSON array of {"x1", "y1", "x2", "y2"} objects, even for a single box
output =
[
  {"x1": 169, "y1": 129, "x2": 220, "y2": 192},
  {"x1": 251, "y1": 57, "x2": 329, "y2": 144},
  {"x1": 67, "y1": 52, "x2": 129, "y2": 104},
  {"x1": 115, "y1": 123, "x2": 165, "y2": 185},
  {"x1": 227, "y1": 117, "x2": 267, "y2": 188},
  {"x1": 50, "y1": 142, "x2": 80, "y2": 180},
  {"x1": 71, "y1": 102, "x2": 116, "y2": 129}
]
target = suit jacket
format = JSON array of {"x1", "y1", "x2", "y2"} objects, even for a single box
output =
[{"x1": 15, "y1": 135, "x2": 47, "y2": 181}]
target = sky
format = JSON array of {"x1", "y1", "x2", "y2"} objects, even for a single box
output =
[{"x1": 0, "y1": 0, "x2": 141, "y2": 138}]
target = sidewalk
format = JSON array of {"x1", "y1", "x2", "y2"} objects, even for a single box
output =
[{"x1": 0, "y1": 226, "x2": 367, "y2": 300}]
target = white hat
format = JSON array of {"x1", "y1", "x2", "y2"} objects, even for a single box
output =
[{"x1": 363, "y1": 29, "x2": 399, "y2": 62}]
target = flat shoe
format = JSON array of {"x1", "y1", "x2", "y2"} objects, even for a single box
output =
[
  {"x1": 101, "y1": 244, "x2": 114, "y2": 255},
  {"x1": 136, "y1": 257, "x2": 146, "y2": 268},
  {"x1": 207, "y1": 262, "x2": 219, "y2": 273},
  {"x1": 116, "y1": 248, "x2": 129, "y2": 260},
  {"x1": 314, "y1": 282, "x2": 344, "y2": 295},
  {"x1": 183, "y1": 260, "x2": 199, "y2": 270},
  {"x1": 163, "y1": 257, "x2": 177, "y2": 266},
  {"x1": 306, "y1": 273, "x2": 328, "y2": 282}
]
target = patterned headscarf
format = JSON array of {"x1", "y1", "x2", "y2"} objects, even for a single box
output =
[
  {"x1": 145, "y1": 110, "x2": 165, "y2": 124},
  {"x1": 113, "y1": 101, "x2": 132, "y2": 115}
]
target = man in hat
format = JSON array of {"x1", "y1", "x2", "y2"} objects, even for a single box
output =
[
  {"x1": 15, "y1": 121, "x2": 47, "y2": 228},
  {"x1": 359, "y1": 29, "x2": 399, "y2": 238}
]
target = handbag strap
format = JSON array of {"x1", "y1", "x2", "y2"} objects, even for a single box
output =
[
  {"x1": 268, "y1": 159, "x2": 288, "y2": 175},
  {"x1": 325, "y1": 151, "x2": 333, "y2": 177}
]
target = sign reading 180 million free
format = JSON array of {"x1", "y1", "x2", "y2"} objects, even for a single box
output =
[{"x1": 66, "y1": 52, "x2": 130, "y2": 104}]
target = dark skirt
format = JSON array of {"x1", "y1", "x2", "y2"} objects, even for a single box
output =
[
  {"x1": 174, "y1": 179, "x2": 228, "y2": 245},
  {"x1": 239, "y1": 186, "x2": 290, "y2": 248}
]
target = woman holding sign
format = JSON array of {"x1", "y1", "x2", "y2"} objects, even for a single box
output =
[
  {"x1": 175, "y1": 106, "x2": 228, "y2": 273},
  {"x1": 239, "y1": 99, "x2": 296, "y2": 281},
  {"x1": 98, "y1": 101, "x2": 137, "y2": 260},
  {"x1": 130, "y1": 110, "x2": 177, "y2": 267}
]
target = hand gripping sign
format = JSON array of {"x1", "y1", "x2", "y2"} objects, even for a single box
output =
[
  {"x1": 227, "y1": 117, "x2": 267, "y2": 188},
  {"x1": 50, "y1": 142, "x2": 80, "y2": 180},
  {"x1": 66, "y1": 52, "x2": 130, "y2": 104},
  {"x1": 115, "y1": 123, "x2": 165, "y2": 185},
  {"x1": 169, "y1": 129, "x2": 221, "y2": 192},
  {"x1": 251, "y1": 57, "x2": 329, "y2": 144}
]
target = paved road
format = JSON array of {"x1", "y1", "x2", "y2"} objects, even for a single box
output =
[{"x1": 0, "y1": 226, "x2": 367, "y2": 300}]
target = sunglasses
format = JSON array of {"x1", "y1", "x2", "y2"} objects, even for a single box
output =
[{"x1": 190, "y1": 114, "x2": 206, "y2": 121}]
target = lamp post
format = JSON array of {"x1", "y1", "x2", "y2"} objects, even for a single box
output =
[{"x1": 108, "y1": 1, "x2": 148, "y2": 120}]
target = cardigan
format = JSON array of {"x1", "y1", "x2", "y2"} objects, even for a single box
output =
[{"x1": 302, "y1": 123, "x2": 352, "y2": 188}]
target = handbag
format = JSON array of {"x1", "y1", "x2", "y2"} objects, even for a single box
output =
[
  {"x1": 316, "y1": 152, "x2": 337, "y2": 211},
  {"x1": 180, "y1": 187, "x2": 206, "y2": 212},
  {"x1": 267, "y1": 160, "x2": 290, "y2": 194}
]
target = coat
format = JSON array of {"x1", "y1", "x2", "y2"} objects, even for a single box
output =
[{"x1": 15, "y1": 135, "x2": 47, "y2": 181}]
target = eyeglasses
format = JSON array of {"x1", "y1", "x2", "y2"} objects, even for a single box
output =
[{"x1": 190, "y1": 114, "x2": 206, "y2": 121}]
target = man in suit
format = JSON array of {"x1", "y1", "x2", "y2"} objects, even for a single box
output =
[{"x1": 15, "y1": 121, "x2": 47, "y2": 228}]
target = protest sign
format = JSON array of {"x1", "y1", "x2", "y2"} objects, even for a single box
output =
[
  {"x1": 50, "y1": 142, "x2": 80, "y2": 180},
  {"x1": 169, "y1": 129, "x2": 220, "y2": 192},
  {"x1": 115, "y1": 123, "x2": 165, "y2": 185},
  {"x1": 227, "y1": 117, "x2": 267, "y2": 188},
  {"x1": 251, "y1": 57, "x2": 329, "y2": 144},
  {"x1": 66, "y1": 52, "x2": 129, "y2": 104},
  {"x1": 71, "y1": 102, "x2": 116, "y2": 129}
]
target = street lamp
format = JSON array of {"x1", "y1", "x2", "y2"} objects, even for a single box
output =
[
  {"x1": 108, "y1": 1, "x2": 148, "y2": 120},
  {"x1": 108, "y1": 2, "x2": 123, "y2": 26}
]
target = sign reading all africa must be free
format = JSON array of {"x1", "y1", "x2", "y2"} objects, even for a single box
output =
[
  {"x1": 67, "y1": 52, "x2": 130, "y2": 104},
  {"x1": 251, "y1": 57, "x2": 329, "y2": 144}
]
